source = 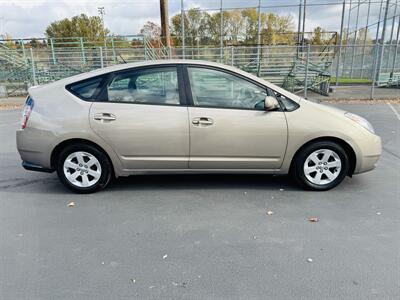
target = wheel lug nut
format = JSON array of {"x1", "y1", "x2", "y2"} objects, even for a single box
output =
[
  {"x1": 77, "y1": 168, "x2": 80, "y2": 171},
  {"x1": 79, "y1": 164, "x2": 82, "y2": 167},
  {"x1": 84, "y1": 165, "x2": 88, "y2": 168},
  {"x1": 324, "y1": 167, "x2": 328, "y2": 170}
]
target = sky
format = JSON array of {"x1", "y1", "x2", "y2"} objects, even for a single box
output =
[{"x1": 0, "y1": 0, "x2": 395, "y2": 39}]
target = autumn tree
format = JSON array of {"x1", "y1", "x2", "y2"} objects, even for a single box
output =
[{"x1": 140, "y1": 21, "x2": 161, "y2": 39}]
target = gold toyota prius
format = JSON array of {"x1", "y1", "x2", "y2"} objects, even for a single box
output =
[{"x1": 16, "y1": 60, "x2": 382, "y2": 193}]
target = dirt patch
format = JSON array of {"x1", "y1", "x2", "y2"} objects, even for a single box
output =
[{"x1": 0, "y1": 104, "x2": 23, "y2": 111}]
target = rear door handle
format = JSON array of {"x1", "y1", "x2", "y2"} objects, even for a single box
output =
[
  {"x1": 94, "y1": 113, "x2": 116, "y2": 122},
  {"x1": 192, "y1": 117, "x2": 214, "y2": 126}
]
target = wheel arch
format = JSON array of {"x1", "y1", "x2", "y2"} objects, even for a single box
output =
[
  {"x1": 51, "y1": 138, "x2": 115, "y2": 176},
  {"x1": 289, "y1": 136, "x2": 357, "y2": 176}
]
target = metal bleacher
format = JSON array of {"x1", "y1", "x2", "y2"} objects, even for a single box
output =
[{"x1": 1, "y1": 36, "x2": 336, "y2": 97}]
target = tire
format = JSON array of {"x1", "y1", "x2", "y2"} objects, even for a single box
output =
[
  {"x1": 292, "y1": 141, "x2": 349, "y2": 191},
  {"x1": 56, "y1": 143, "x2": 113, "y2": 193}
]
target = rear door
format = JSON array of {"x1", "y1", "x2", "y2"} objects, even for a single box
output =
[
  {"x1": 185, "y1": 66, "x2": 288, "y2": 170},
  {"x1": 89, "y1": 65, "x2": 189, "y2": 170}
]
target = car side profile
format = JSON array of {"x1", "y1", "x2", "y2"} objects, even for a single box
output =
[{"x1": 16, "y1": 60, "x2": 382, "y2": 193}]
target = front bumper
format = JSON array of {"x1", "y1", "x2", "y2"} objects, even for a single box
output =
[{"x1": 353, "y1": 133, "x2": 382, "y2": 174}]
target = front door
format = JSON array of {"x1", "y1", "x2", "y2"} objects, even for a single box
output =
[
  {"x1": 89, "y1": 66, "x2": 189, "y2": 170},
  {"x1": 185, "y1": 66, "x2": 288, "y2": 170}
]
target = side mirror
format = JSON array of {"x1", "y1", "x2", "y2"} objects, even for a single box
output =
[{"x1": 264, "y1": 96, "x2": 279, "y2": 111}]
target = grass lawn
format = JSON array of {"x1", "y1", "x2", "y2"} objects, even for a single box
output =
[{"x1": 330, "y1": 77, "x2": 372, "y2": 84}]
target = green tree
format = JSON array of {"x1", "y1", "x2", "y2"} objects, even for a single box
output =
[
  {"x1": 171, "y1": 9, "x2": 211, "y2": 46},
  {"x1": 45, "y1": 14, "x2": 109, "y2": 45}
]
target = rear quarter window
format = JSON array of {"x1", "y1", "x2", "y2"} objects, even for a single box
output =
[{"x1": 66, "y1": 76, "x2": 105, "y2": 100}]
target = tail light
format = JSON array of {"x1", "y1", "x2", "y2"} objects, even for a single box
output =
[{"x1": 21, "y1": 97, "x2": 34, "y2": 129}]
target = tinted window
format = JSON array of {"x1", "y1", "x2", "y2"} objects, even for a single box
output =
[
  {"x1": 271, "y1": 90, "x2": 299, "y2": 111},
  {"x1": 106, "y1": 67, "x2": 180, "y2": 105},
  {"x1": 188, "y1": 67, "x2": 267, "y2": 110},
  {"x1": 68, "y1": 76, "x2": 104, "y2": 100}
]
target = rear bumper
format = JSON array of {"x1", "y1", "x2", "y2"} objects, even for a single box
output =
[{"x1": 22, "y1": 161, "x2": 54, "y2": 173}]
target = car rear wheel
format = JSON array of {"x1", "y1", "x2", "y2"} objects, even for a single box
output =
[
  {"x1": 56, "y1": 144, "x2": 113, "y2": 193},
  {"x1": 292, "y1": 141, "x2": 349, "y2": 191}
]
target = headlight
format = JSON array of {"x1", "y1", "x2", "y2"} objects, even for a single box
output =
[{"x1": 344, "y1": 112, "x2": 375, "y2": 134}]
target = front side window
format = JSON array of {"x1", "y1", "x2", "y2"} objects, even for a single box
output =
[
  {"x1": 188, "y1": 67, "x2": 267, "y2": 110},
  {"x1": 106, "y1": 67, "x2": 180, "y2": 105}
]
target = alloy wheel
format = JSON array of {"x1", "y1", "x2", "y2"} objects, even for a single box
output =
[
  {"x1": 303, "y1": 149, "x2": 342, "y2": 185},
  {"x1": 63, "y1": 151, "x2": 102, "y2": 188}
]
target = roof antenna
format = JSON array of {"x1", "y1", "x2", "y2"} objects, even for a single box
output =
[{"x1": 119, "y1": 54, "x2": 127, "y2": 63}]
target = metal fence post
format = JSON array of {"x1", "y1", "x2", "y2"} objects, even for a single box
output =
[
  {"x1": 181, "y1": 0, "x2": 185, "y2": 59},
  {"x1": 342, "y1": 0, "x2": 352, "y2": 77},
  {"x1": 256, "y1": 0, "x2": 261, "y2": 66},
  {"x1": 100, "y1": 47, "x2": 104, "y2": 68},
  {"x1": 21, "y1": 40, "x2": 28, "y2": 66},
  {"x1": 80, "y1": 37, "x2": 86, "y2": 64},
  {"x1": 29, "y1": 48, "x2": 37, "y2": 86},
  {"x1": 360, "y1": 0, "x2": 371, "y2": 78},
  {"x1": 297, "y1": 0, "x2": 302, "y2": 58},
  {"x1": 386, "y1": 0, "x2": 397, "y2": 70},
  {"x1": 144, "y1": 36, "x2": 147, "y2": 60},
  {"x1": 336, "y1": 0, "x2": 346, "y2": 85},
  {"x1": 376, "y1": 0, "x2": 390, "y2": 80},
  {"x1": 304, "y1": 44, "x2": 310, "y2": 98},
  {"x1": 350, "y1": 0, "x2": 361, "y2": 78},
  {"x1": 391, "y1": 15, "x2": 400, "y2": 73},
  {"x1": 111, "y1": 36, "x2": 117, "y2": 63},
  {"x1": 370, "y1": 43, "x2": 380, "y2": 99},
  {"x1": 50, "y1": 38, "x2": 56, "y2": 64},
  {"x1": 220, "y1": 0, "x2": 224, "y2": 61}
]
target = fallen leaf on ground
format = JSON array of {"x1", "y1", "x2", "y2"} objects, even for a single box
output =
[
  {"x1": 307, "y1": 258, "x2": 313, "y2": 263},
  {"x1": 266, "y1": 210, "x2": 274, "y2": 215},
  {"x1": 130, "y1": 278, "x2": 136, "y2": 284},
  {"x1": 67, "y1": 202, "x2": 75, "y2": 207},
  {"x1": 376, "y1": 212, "x2": 382, "y2": 215},
  {"x1": 162, "y1": 254, "x2": 168, "y2": 259},
  {"x1": 308, "y1": 217, "x2": 319, "y2": 222}
]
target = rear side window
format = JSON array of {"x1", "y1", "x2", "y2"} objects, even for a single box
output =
[
  {"x1": 67, "y1": 76, "x2": 104, "y2": 100},
  {"x1": 105, "y1": 67, "x2": 180, "y2": 105}
]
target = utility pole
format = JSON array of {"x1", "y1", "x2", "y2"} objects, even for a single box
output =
[{"x1": 160, "y1": 0, "x2": 171, "y2": 47}]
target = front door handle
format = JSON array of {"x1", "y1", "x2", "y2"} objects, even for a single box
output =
[
  {"x1": 192, "y1": 117, "x2": 214, "y2": 126},
  {"x1": 94, "y1": 113, "x2": 116, "y2": 122}
]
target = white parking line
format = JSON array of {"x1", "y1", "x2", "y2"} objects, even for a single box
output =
[{"x1": 387, "y1": 103, "x2": 400, "y2": 121}]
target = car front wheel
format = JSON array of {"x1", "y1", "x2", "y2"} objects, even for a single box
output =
[
  {"x1": 292, "y1": 141, "x2": 349, "y2": 191},
  {"x1": 56, "y1": 144, "x2": 113, "y2": 193}
]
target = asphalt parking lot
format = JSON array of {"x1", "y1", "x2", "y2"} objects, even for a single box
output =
[{"x1": 0, "y1": 103, "x2": 399, "y2": 300}]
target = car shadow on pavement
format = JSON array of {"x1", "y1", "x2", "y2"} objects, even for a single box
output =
[{"x1": 107, "y1": 174, "x2": 300, "y2": 192}]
